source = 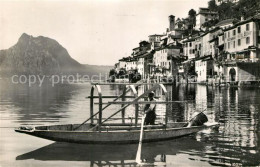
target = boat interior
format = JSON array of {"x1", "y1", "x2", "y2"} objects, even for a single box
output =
[{"x1": 33, "y1": 122, "x2": 188, "y2": 132}]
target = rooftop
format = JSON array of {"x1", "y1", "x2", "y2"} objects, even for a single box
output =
[
  {"x1": 216, "y1": 19, "x2": 236, "y2": 27},
  {"x1": 149, "y1": 34, "x2": 164, "y2": 37},
  {"x1": 223, "y1": 15, "x2": 260, "y2": 31},
  {"x1": 197, "y1": 11, "x2": 218, "y2": 15}
]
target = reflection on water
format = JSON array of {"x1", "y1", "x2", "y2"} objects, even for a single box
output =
[
  {"x1": 0, "y1": 79, "x2": 259, "y2": 166},
  {"x1": 16, "y1": 137, "x2": 207, "y2": 167}
]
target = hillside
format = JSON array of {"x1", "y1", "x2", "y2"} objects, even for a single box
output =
[{"x1": 208, "y1": 0, "x2": 260, "y2": 21}]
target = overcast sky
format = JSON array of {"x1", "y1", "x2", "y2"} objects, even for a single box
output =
[{"x1": 0, "y1": 0, "x2": 208, "y2": 65}]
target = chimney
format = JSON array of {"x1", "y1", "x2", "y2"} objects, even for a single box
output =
[
  {"x1": 241, "y1": 16, "x2": 244, "y2": 21},
  {"x1": 169, "y1": 15, "x2": 175, "y2": 31}
]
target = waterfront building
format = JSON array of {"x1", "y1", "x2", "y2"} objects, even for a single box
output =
[
  {"x1": 182, "y1": 37, "x2": 196, "y2": 60},
  {"x1": 195, "y1": 55, "x2": 215, "y2": 82},
  {"x1": 195, "y1": 8, "x2": 218, "y2": 30},
  {"x1": 201, "y1": 27, "x2": 222, "y2": 57},
  {"x1": 118, "y1": 57, "x2": 127, "y2": 70},
  {"x1": 192, "y1": 28, "x2": 223, "y2": 82},
  {"x1": 223, "y1": 17, "x2": 260, "y2": 62},
  {"x1": 131, "y1": 41, "x2": 151, "y2": 78},
  {"x1": 137, "y1": 57, "x2": 145, "y2": 78},
  {"x1": 153, "y1": 48, "x2": 171, "y2": 79},
  {"x1": 152, "y1": 45, "x2": 182, "y2": 81},
  {"x1": 118, "y1": 57, "x2": 138, "y2": 72},
  {"x1": 143, "y1": 51, "x2": 155, "y2": 79},
  {"x1": 125, "y1": 58, "x2": 137, "y2": 72},
  {"x1": 221, "y1": 16, "x2": 260, "y2": 82}
]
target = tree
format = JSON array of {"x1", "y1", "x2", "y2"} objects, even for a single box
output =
[
  {"x1": 109, "y1": 69, "x2": 116, "y2": 77},
  {"x1": 208, "y1": 0, "x2": 218, "y2": 11},
  {"x1": 188, "y1": 9, "x2": 196, "y2": 17},
  {"x1": 188, "y1": 9, "x2": 197, "y2": 31},
  {"x1": 234, "y1": 0, "x2": 260, "y2": 19},
  {"x1": 217, "y1": 2, "x2": 235, "y2": 20},
  {"x1": 202, "y1": 19, "x2": 219, "y2": 29},
  {"x1": 207, "y1": 0, "x2": 260, "y2": 21}
]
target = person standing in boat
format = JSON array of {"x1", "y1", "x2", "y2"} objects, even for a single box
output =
[{"x1": 144, "y1": 91, "x2": 157, "y2": 125}]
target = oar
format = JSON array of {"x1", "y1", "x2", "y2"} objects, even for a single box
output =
[{"x1": 135, "y1": 114, "x2": 146, "y2": 164}]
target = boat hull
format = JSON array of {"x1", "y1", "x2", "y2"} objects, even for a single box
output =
[{"x1": 15, "y1": 123, "x2": 219, "y2": 144}]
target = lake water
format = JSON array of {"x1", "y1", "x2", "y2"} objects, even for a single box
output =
[{"x1": 0, "y1": 80, "x2": 259, "y2": 166}]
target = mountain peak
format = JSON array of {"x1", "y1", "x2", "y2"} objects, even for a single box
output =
[
  {"x1": 19, "y1": 33, "x2": 30, "y2": 39},
  {"x1": 18, "y1": 33, "x2": 32, "y2": 44}
]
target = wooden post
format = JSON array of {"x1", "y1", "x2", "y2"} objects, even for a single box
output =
[
  {"x1": 165, "y1": 93, "x2": 169, "y2": 126},
  {"x1": 135, "y1": 94, "x2": 139, "y2": 126},
  {"x1": 121, "y1": 85, "x2": 126, "y2": 124},
  {"x1": 128, "y1": 85, "x2": 138, "y2": 126},
  {"x1": 95, "y1": 85, "x2": 103, "y2": 129},
  {"x1": 90, "y1": 86, "x2": 94, "y2": 124},
  {"x1": 158, "y1": 84, "x2": 168, "y2": 126},
  {"x1": 135, "y1": 84, "x2": 139, "y2": 126}
]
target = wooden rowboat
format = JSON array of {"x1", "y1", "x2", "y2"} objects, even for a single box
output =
[
  {"x1": 15, "y1": 122, "x2": 219, "y2": 144},
  {"x1": 15, "y1": 83, "x2": 219, "y2": 144}
]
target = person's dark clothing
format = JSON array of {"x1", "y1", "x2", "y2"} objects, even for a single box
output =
[{"x1": 144, "y1": 101, "x2": 156, "y2": 125}]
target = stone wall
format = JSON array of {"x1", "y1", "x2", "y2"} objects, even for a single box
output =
[{"x1": 237, "y1": 62, "x2": 260, "y2": 81}]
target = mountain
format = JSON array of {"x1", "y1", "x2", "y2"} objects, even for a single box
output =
[{"x1": 0, "y1": 33, "x2": 84, "y2": 75}]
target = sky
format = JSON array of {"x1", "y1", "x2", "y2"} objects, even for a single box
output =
[{"x1": 0, "y1": 0, "x2": 208, "y2": 65}]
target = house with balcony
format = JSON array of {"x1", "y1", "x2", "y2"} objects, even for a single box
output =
[
  {"x1": 193, "y1": 27, "x2": 223, "y2": 83},
  {"x1": 221, "y1": 16, "x2": 260, "y2": 82},
  {"x1": 151, "y1": 45, "x2": 183, "y2": 81}
]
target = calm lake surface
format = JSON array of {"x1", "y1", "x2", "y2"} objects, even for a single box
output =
[{"x1": 0, "y1": 80, "x2": 259, "y2": 167}]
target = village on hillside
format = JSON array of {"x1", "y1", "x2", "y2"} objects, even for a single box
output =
[{"x1": 109, "y1": 0, "x2": 260, "y2": 86}]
